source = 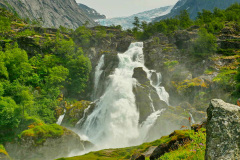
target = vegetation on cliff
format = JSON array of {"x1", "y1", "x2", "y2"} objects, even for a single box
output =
[
  {"x1": 0, "y1": 2, "x2": 239, "y2": 160},
  {"x1": 132, "y1": 3, "x2": 240, "y2": 103},
  {"x1": 0, "y1": 8, "x2": 92, "y2": 144},
  {"x1": 131, "y1": 3, "x2": 240, "y2": 39}
]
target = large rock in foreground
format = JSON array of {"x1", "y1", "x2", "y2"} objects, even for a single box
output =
[
  {"x1": 205, "y1": 99, "x2": 240, "y2": 160},
  {"x1": 5, "y1": 124, "x2": 85, "y2": 160}
]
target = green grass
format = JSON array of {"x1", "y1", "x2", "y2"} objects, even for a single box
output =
[
  {"x1": 159, "y1": 128, "x2": 206, "y2": 160},
  {"x1": 57, "y1": 129, "x2": 206, "y2": 160}
]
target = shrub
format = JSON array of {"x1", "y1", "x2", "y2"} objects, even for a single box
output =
[{"x1": 192, "y1": 28, "x2": 217, "y2": 56}]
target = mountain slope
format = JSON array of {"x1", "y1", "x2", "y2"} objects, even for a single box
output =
[
  {"x1": 0, "y1": 0, "x2": 96, "y2": 29},
  {"x1": 98, "y1": 6, "x2": 172, "y2": 29},
  {"x1": 154, "y1": 0, "x2": 240, "y2": 22},
  {"x1": 78, "y1": 3, "x2": 106, "y2": 20}
]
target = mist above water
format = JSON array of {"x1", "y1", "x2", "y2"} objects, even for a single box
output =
[{"x1": 68, "y1": 42, "x2": 170, "y2": 156}]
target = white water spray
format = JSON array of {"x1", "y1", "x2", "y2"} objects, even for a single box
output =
[
  {"x1": 77, "y1": 42, "x2": 169, "y2": 150},
  {"x1": 56, "y1": 109, "x2": 66, "y2": 125},
  {"x1": 93, "y1": 55, "x2": 105, "y2": 99},
  {"x1": 139, "y1": 109, "x2": 165, "y2": 142}
]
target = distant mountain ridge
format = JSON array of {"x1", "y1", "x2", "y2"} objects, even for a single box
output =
[
  {"x1": 78, "y1": 3, "x2": 106, "y2": 20},
  {"x1": 0, "y1": 0, "x2": 96, "y2": 29},
  {"x1": 153, "y1": 0, "x2": 240, "y2": 22},
  {"x1": 98, "y1": 6, "x2": 173, "y2": 29}
]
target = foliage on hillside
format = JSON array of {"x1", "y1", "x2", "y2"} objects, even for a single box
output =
[
  {"x1": 131, "y1": 3, "x2": 240, "y2": 39},
  {"x1": 0, "y1": 8, "x2": 92, "y2": 144},
  {"x1": 131, "y1": 3, "x2": 240, "y2": 100}
]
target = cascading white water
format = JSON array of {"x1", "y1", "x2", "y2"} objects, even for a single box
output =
[
  {"x1": 139, "y1": 109, "x2": 165, "y2": 142},
  {"x1": 56, "y1": 109, "x2": 66, "y2": 125},
  {"x1": 77, "y1": 42, "x2": 169, "y2": 150},
  {"x1": 148, "y1": 71, "x2": 170, "y2": 105},
  {"x1": 93, "y1": 55, "x2": 105, "y2": 99}
]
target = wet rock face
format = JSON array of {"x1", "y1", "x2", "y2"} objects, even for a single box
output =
[
  {"x1": 132, "y1": 67, "x2": 168, "y2": 124},
  {"x1": 205, "y1": 99, "x2": 240, "y2": 160},
  {"x1": 0, "y1": 0, "x2": 96, "y2": 29},
  {"x1": 150, "y1": 131, "x2": 191, "y2": 160},
  {"x1": 131, "y1": 153, "x2": 145, "y2": 160},
  {"x1": 83, "y1": 29, "x2": 134, "y2": 100},
  {"x1": 61, "y1": 100, "x2": 94, "y2": 127},
  {"x1": 132, "y1": 67, "x2": 149, "y2": 84}
]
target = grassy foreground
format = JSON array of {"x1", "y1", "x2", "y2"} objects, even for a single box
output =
[{"x1": 57, "y1": 128, "x2": 206, "y2": 160}]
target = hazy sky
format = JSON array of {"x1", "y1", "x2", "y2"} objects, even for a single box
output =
[{"x1": 76, "y1": 0, "x2": 178, "y2": 18}]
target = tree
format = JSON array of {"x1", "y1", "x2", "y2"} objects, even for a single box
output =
[
  {"x1": 192, "y1": 28, "x2": 217, "y2": 56},
  {"x1": 0, "y1": 16, "x2": 10, "y2": 38},
  {"x1": 0, "y1": 96, "x2": 20, "y2": 142},
  {"x1": 133, "y1": 16, "x2": 140, "y2": 29},
  {"x1": 66, "y1": 55, "x2": 91, "y2": 96},
  {"x1": 74, "y1": 26, "x2": 92, "y2": 47},
  {"x1": 3, "y1": 47, "x2": 32, "y2": 82},
  {"x1": 178, "y1": 10, "x2": 192, "y2": 29},
  {"x1": 46, "y1": 66, "x2": 69, "y2": 87},
  {"x1": 197, "y1": 9, "x2": 213, "y2": 23}
]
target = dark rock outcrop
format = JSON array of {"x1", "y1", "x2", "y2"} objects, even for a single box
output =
[
  {"x1": 82, "y1": 29, "x2": 134, "y2": 100},
  {"x1": 0, "y1": 0, "x2": 96, "y2": 29},
  {"x1": 150, "y1": 131, "x2": 191, "y2": 160},
  {"x1": 61, "y1": 100, "x2": 95, "y2": 127},
  {"x1": 131, "y1": 153, "x2": 145, "y2": 160},
  {"x1": 219, "y1": 25, "x2": 240, "y2": 50},
  {"x1": 132, "y1": 67, "x2": 168, "y2": 124},
  {"x1": 78, "y1": 3, "x2": 106, "y2": 20},
  {"x1": 133, "y1": 67, "x2": 149, "y2": 84},
  {"x1": 205, "y1": 99, "x2": 240, "y2": 160}
]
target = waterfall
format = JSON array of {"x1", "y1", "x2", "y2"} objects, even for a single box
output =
[
  {"x1": 139, "y1": 109, "x2": 165, "y2": 142},
  {"x1": 56, "y1": 109, "x2": 66, "y2": 125},
  {"x1": 93, "y1": 55, "x2": 105, "y2": 99},
  {"x1": 77, "y1": 42, "x2": 169, "y2": 150},
  {"x1": 148, "y1": 71, "x2": 170, "y2": 105}
]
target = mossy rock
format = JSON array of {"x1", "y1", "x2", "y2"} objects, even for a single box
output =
[
  {"x1": 16, "y1": 116, "x2": 45, "y2": 135},
  {"x1": 62, "y1": 100, "x2": 92, "y2": 127},
  {"x1": 19, "y1": 124, "x2": 64, "y2": 145},
  {"x1": 5, "y1": 124, "x2": 85, "y2": 160}
]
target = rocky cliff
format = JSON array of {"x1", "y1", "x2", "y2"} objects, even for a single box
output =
[
  {"x1": 154, "y1": 0, "x2": 240, "y2": 21},
  {"x1": 0, "y1": 0, "x2": 96, "y2": 29},
  {"x1": 78, "y1": 3, "x2": 106, "y2": 20},
  {"x1": 206, "y1": 99, "x2": 240, "y2": 160}
]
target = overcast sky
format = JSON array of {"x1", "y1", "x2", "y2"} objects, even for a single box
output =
[{"x1": 76, "y1": 0, "x2": 178, "y2": 18}]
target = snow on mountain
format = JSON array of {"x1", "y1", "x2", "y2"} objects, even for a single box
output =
[{"x1": 97, "y1": 6, "x2": 173, "y2": 29}]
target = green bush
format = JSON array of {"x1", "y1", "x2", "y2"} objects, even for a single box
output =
[
  {"x1": 192, "y1": 28, "x2": 217, "y2": 56},
  {"x1": 0, "y1": 96, "x2": 20, "y2": 143}
]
